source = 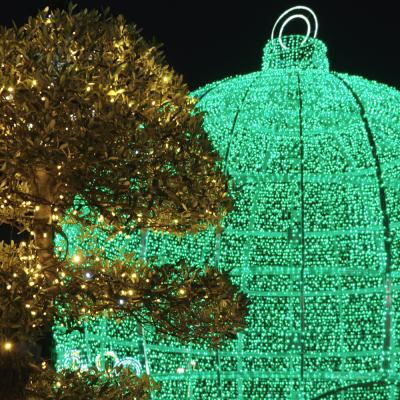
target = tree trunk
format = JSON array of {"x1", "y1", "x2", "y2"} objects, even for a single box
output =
[
  {"x1": 8, "y1": 167, "x2": 58, "y2": 400},
  {"x1": 0, "y1": 348, "x2": 32, "y2": 400},
  {"x1": 32, "y1": 167, "x2": 56, "y2": 278}
]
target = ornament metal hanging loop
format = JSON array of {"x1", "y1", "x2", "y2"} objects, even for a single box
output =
[{"x1": 271, "y1": 6, "x2": 319, "y2": 50}]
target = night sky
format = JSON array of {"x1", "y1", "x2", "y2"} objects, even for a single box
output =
[{"x1": 0, "y1": 1, "x2": 399, "y2": 91}]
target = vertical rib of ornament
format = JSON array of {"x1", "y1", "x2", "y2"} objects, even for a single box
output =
[
  {"x1": 138, "y1": 228, "x2": 151, "y2": 378},
  {"x1": 222, "y1": 80, "x2": 257, "y2": 169},
  {"x1": 333, "y1": 73, "x2": 393, "y2": 375},
  {"x1": 198, "y1": 79, "x2": 255, "y2": 399},
  {"x1": 83, "y1": 320, "x2": 92, "y2": 371},
  {"x1": 214, "y1": 234, "x2": 223, "y2": 399},
  {"x1": 195, "y1": 83, "x2": 220, "y2": 102},
  {"x1": 139, "y1": 228, "x2": 148, "y2": 259},
  {"x1": 211, "y1": 74, "x2": 259, "y2": 399},
  {"x1": 296, "y1": 73, "x2": 307, "y2": 381}
]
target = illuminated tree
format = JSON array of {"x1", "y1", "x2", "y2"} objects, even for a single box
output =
[{"x1": 0, "y1": 5, "x2": 247, "y2": 399}]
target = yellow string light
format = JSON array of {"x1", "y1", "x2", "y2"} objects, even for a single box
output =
[{"x1": 3, "y1": 342, "x2": 13, "y2": 351}]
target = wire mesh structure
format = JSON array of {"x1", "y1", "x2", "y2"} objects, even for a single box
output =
[{"x1": 54, "y1": 7, "x2": 400, "y2": 399}]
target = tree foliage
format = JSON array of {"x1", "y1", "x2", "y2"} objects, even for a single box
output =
[
  {"x1": 27, "y1": 367, "x2": 160, "y2": 400},
  {"x1": 0, "y1": 4, "x2": 231, "y2": 234},
  {"x1": 62, "y1": 255, "x2": 247, "y2": 346},
  {"x1": 0, "y1": 4, "x2": 247, "y2": 399}
]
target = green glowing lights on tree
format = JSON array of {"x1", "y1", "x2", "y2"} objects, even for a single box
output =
[{"x1": 55, "y1": 7, "x2": 400, "y2": 399}]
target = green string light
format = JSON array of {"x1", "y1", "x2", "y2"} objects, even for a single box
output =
[{"x1": 54, "y1": 33, "x2": 400, "y2": 399}]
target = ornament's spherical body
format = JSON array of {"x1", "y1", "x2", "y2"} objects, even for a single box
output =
[
  {"x1": 185, "y1": 35, "x2": 400, "y2": 398},
  {"x1": 55, "y1": 35, "x2": 400, "y2": 399}
]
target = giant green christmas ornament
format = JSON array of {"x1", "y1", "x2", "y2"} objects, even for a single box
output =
[{"x1": 54, "y1": 6, "x2": 400, "y2": 399}]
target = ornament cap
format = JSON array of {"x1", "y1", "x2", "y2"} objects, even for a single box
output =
[
  {"x1": 264, "y1": 6, "x2": 328, "y2": 71},
  {"x1": 262, "y1": 35, "x2": 329, "y2": 71},
  {"x1": 271, "y1": 5, "x2": 319, "y2": 49}
]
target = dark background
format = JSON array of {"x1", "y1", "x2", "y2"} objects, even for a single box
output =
[{"x1": 0, "y1": 1, "x2": 399, "y2": 90}]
